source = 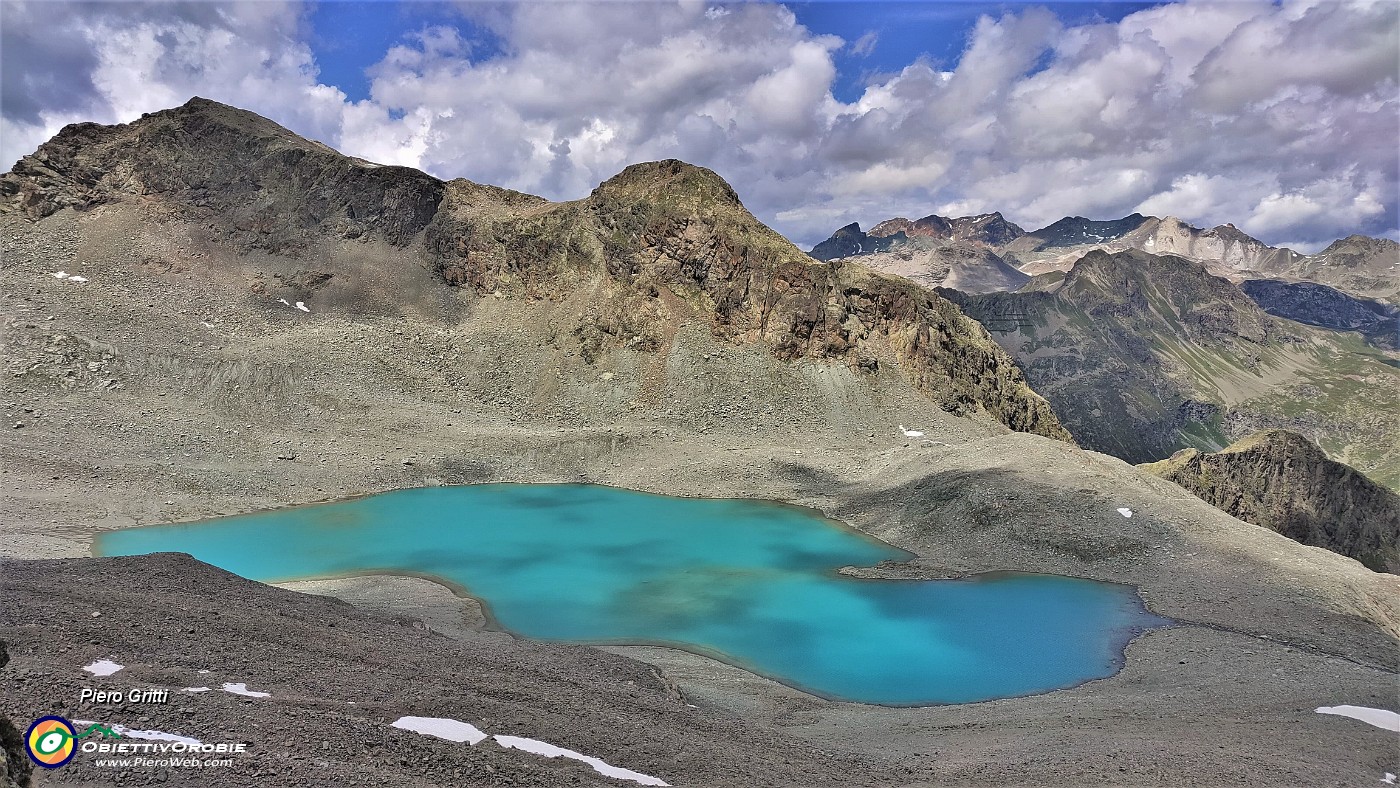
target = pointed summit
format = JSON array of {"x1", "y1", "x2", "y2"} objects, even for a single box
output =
[{"x1": 810, "y1": 222, "x2": 874, "y2": 261}]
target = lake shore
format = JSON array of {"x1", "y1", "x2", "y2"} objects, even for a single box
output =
[{"x1": 6, "y1": 421, "x2": 1397, "y2": 786}]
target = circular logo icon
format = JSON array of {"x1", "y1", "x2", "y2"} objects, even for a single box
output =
[{"x1": 25, "y1": 716, "x2": 77, "y2": 769}]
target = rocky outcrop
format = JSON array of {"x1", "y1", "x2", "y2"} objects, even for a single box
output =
[
  {"x1": 0, "y1": 641, "x2": 32, "y2": 788},
  {"x1": 2, "y1": 99, "x2": 1070, "y2": 442},
  {"x1": 1140, "y1": 431, "x2": 1400, "y2": 573}
]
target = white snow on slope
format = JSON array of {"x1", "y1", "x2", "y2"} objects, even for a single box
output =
[
  {"x1": 182, "y1": 687, "x2": 211, "y2": 693},
  {"x1": 389, "y1": 717, "x2": 668, "y2": 786},
  {"x1": 1117, "y1": 508, "x2": 1134, "y2": 518},
  {"x1": 74, "y1": 720, "x2": 201, "y2": 746},
  {"x1": 391, "y1": 716, "x2": 487, "y2": 744},
  {"x1": 221, "y1": 682, "x2": 270, "y2": 698},
  {"x1": 83, "y1": 659, "x2": 123, "y2": 676},
  {"x1": 1315, "y1": 705, "x2": 1400, "y2": 732},
  {"x1": 494, "y1": 734, "x2": 669, "y2": 786},
  {"x1": 294, "y1": 301, "x2": 310, "y2": 312}
]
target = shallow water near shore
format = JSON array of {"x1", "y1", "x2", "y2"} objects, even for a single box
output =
[{"x1": 94, "y1": 483, "x2": 1169, "y2": 705}]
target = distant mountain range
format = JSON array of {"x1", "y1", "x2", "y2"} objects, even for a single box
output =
[
  {"x1": 811, "y1": 211, "x2": 1399, "y2": 304},
  {"x1": 812, "y1": 210, "x2": 1399, "y2": 491}
]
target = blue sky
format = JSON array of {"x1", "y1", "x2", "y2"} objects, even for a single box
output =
[
  {"x1": 3, "y1": 1, "x2": 1396, "y2": 250},
  {"x1": 308, "y1": 1, "x2": 1164, "y2": 104},
  {"x1": 793, "y1": 1, "x2": 1160, "y2": 101}
]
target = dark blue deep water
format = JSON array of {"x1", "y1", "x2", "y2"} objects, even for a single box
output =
[{"x1": 94, "y1": 484, "x2": 1168, "y2": 705}]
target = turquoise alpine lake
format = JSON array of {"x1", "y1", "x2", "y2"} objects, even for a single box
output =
[{"x1": 94, "y1": 483, "x2": 1170, "y2": 705}]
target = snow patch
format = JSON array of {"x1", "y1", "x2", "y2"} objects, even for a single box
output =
[
  {"x1": 68, "y1": 275, "x2": 88, "y2": 282},
  {"x1": 182, "y1": 687, "x2": 211, "y2": 693},
  {"x1": 295, "y1": 301, "x2": 309, "y2": 312},
  {"x1": 494, "y1": 735, "x2": 669, "y2": 786},
  {"x1": 221, "y1": 682, "x2": 270, "y2": 698},
  {"x1": 83, "y1": 659, "x2": 123, "y2": 676},
  {"x1": 51, "y1": 271, "x2": 68, "y2": 278},
  {"x1": 73, "y1": 721, "x2": 202, "y2": 746},
  {"x1": 1381, "y1": 772, "x2": 1395, "y2": 784},
  {"x1": 391, "y1": 716, "x2": 487, "y2": 745},
  {"x1": 898, "y1": 425, "x2": 924, "y2": 438},
  {"x1": 1117, "y1": 508, "x2": 1134, "y2": 518},
  {"x1": 1315, "y1": 705, "x2": 1400, "y2": 732}
]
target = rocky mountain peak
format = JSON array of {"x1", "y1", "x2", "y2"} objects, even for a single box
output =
[
  {"x1": 1059, "y1": 248, "x2": 1275, "y2": 343},
  {"x1": 869, "y1": 215, "x2": 952, "y2": 239},
  {"x1": 590, "y1": 159, "x2": 742, "y2": 208},
  {"x1": 1319, "y1": 234, "x2": 1399, "y2": 257},
  {"x1": 1220, "y1": 428, "x2": 1323, "y2": 457},
  {"x1": 1, "y1": 95, "x2": 445, "y2": 248},
  {"x1": 1030, "y1": 213, "x2": 1154, "y2": 248}
]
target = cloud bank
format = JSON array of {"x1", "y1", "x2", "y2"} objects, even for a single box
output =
[{"x1": 3, "y1": 0, "x2": 1396, "y2": 251}]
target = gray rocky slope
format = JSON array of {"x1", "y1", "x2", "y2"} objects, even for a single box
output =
[{"x1": 2, "y1": 98, "x2": 1397, "y2": 787}]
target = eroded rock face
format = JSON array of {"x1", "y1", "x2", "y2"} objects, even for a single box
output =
[
  {"x1": 2, "y1": 100, "x2": 1070, "y2": 442},
  {"x1": 808, "y1": 215, "x2": 1031, "y2": 294},
  {"x1": 1140, "y1": 431, "x2": 1400, "y2": 574}
]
